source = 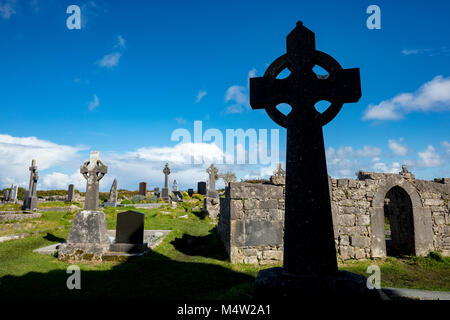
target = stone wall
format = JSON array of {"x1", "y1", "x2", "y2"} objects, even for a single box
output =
[
  {"x1": 217, "y1": 167, "x2": 450, "y2": 265},
  {"x1": 217, "y1": 182, "x2": 284, "y2": 265}
]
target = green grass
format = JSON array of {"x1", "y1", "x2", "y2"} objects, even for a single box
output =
[
  {"x1": 0, "y1": 201, "x2": 449, "y2": 300},
  {"x1": 339, "y1": 254, "x2": 450, "y2": 292}
]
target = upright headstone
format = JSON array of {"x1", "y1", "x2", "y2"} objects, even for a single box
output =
[
  {"x1": 154, "y1": 187, "x2": 161, "y2": 199},
  {"x1": 172, "y1": 179, "x2": 178, "y2": 192},
  {"x1": 67, "y1": 184, "x2": 75, "y2": 202},
  {"x1": 110, "y1": 210, "x2": 147, "y2": 253},
  {"x1": 197, "y1": 182, "x2": 206, "y2": 195},
  {"x1": 250, "y1": 22, "x2": 377, "y2": 299},
  {"x1": 58, "y1": 151, "x2": 110, "y2": 261},
  {"x1": 3, "y1": 189, "x2": 10, "y2": 203},
  {"x1": 139, "y1": 182, "x2": 147, "y2": 197},
  {"x1": 105, "y1": 178, "x2": 118, "y2": 207},
  {"x1": 22, "y1": 159, "x2": 39, "y2": 210},
  {"x1": 161, "y1": 163, "x2": 171, "y2": 201},
  {"x1": 206, "y1": 164, "x2": 219, "y2": 198},
  {"x1": 9, "y1": 185, "x2": 18, "y2": 203},
  {"x1": 187, "y1": 188, "x2": 194, "y2": 197}
]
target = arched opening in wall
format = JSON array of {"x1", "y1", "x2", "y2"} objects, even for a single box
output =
[{"x1": 383, "y1": 186, "x2": 415, "y2": 256}]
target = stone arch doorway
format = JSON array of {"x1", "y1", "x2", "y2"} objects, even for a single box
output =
[
  {"x1": 370, "y1": 177, "x2": 434, "y2": 258},
  {"x1": 384, "y1": 186, "x2": 415, "y2": 256}
]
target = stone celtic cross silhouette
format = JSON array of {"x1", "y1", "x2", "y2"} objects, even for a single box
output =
[{"x1": 250, "y1": 22, "x2": 361, "y2": 275}]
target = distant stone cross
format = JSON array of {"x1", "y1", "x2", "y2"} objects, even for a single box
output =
[
  {"x1": 206, "y1": 164, "x2": 219, "y2": 197},
  {"x1": 163, "y1": 163, "x2": 171, "y2": 188},
  {"x1": 80, "y1": 151, "x2": 108, "y2": 211},
  {"x1": 23, "y1": 159, "x2": 39, "y2": 210},
  {"x1": 250, "y1": 22, "x2": 361, "y2": 275},
  {"x1": 273, "y1": 163, "x2": 285, "y2": 176}
]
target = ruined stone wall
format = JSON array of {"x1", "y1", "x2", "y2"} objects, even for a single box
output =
[
  {"x1": 217, "y1": 169, "x2": 450, "y2": 264},
  {"x1": 217, "y1": 182, "x2": 284, "y2": 265}
]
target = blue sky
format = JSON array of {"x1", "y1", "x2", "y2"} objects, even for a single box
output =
[{"x1": 0, "y1": 0, "x2": 449, "y2": 191}]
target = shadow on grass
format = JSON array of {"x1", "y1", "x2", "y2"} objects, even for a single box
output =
[
  {"x1": 0, "y1": 248, "x2": 254, "y2": 300},
  {"x1": 170, "y1": 227, "x2": 228, "y2": 261},
  {"x1": 43, "y1": 233, "x2": 65, "y2": 243},
  {"x1": 191, "y1": 208, "x2": 208, "y2": 220}
]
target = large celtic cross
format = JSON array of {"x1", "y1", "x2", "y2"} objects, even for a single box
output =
[
  {"x1": 250, "y1": 22, "x2": 361, "y2": 275},
  {"x1": 80, "y1": 151, "x2": 108, "y2": 211}
]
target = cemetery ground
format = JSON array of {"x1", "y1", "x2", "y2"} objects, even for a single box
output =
[{"x1": 0, "y1": 201, "x2": 449, "y2": 300}]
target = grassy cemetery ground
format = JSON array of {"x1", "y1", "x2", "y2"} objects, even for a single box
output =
[{"x1": 0, "y1": 201, "x2": 449, "y2": 300}]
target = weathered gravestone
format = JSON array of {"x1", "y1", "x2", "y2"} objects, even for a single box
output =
[
  {"x1": 172, "y1": 179, "x2": 178, "y2": 192},
  {"x1": 206, "y1": 164, "x2": 219, "y2": 198},
  {"x1": 154, "y1": 187, "x2": 161, "y2": 199},
  {"x1": 110, "y1": 210, "x2": 147, "y2": 253},
  {"x1": 58, "y1": 151, "x2": 110, "y2": 261},
  {"x1": 139, "y1": 182, "x2": 147, "y2": 197},
  {"x1": 187, "y1": 188, "x2": 194, "y2": 197},
  {"x1": 197, "y1": 181, "x2": 206, "y2": 195},
  {"x1": 3, "y1": 189, "x2": 9, "y2": 203},
  {"x1": 67, "y1": 184, "x2": 74, "y2": 202},
  {"x1": 204, "y1": 164, "x2": 220, "y2": 220},
  {"x1": 161, "y1": 163, "x2": 171, "y2": 201},
  {"x1": 9, "y1": 185, "x2": 18, "y2": 203},
  {"x1": 250, "y1": 22, "x2": 378, "y2": 299},
  {"x1": 104, "y1": 178, "x2": 118, "y2": 207},
  {"x1": 22, "y1": 160, "x2": 39, "y2": 211}
]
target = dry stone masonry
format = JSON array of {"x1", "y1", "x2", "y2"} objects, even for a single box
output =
[{"x1": 218, "y1": 165, "x2": 449, "y2": 265}]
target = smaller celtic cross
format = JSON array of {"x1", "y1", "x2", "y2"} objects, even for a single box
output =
[{"x1": 80, "y1": 151, "x2": 107, "y2": 211}]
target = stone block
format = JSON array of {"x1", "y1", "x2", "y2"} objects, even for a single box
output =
[
  {"x1": 260, "y1": 199, "x2": 278, "y2": 210},
  {"x1": 244, "y1": 220, "x2": 283, "y2": 246},
  {"x1": 424, "y1": 198, "x2": 444, "y2": 206},
  {"x1": 262, "y1": 250, "x2": 283, "y2": 261},
  {"x1": 354, "y1": 248, "x2": 366, "y2": 259},
  {"x1": 357, "y1": 215, "x2": 371, "y2": 226},
  {"x1": 338, "y1": 179, "x2": 349, "y2": 188},
  {"x1": 338, "y1": 214, "x2": 355, "y2": 226},
  {"x1": 350, "y1": 236, "x2": 370, "y2": 248}
]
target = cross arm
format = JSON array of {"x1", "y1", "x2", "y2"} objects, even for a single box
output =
[
  {"x1": 315, "y1": 68, "x2": 361, "y2": 103},
  {"x1": 250, "y1": 77, "x2": 291, "y2": 109}
]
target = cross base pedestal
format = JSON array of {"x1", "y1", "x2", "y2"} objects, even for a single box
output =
[{"x1": 253, "y1": 267, "x2": 381, "y2": 300}]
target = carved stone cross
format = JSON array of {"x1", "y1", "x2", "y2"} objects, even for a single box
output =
[
  {"x1": 163, "y1": 163, "x2": 171, "y2": 189},
  {"x1": 250, "y1": 22, "x2": 361, "y2": 275},
  {"x1": 80, "y1": 151, "x2": 107, "y2": 211},
  {"x1": 206, "y1": 164, "x2": 219, "y2": 197}
]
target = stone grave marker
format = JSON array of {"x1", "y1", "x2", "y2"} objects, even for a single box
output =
[
  {"x1": 58, "y1": 151, "x2": 110, "y2": 261},
  {"x1": 139, "y1": 182, "x2": 147, "y2": 197},
  {"x1": 161, "y1": 163, "x2": 171, "y2": 201},
  {"x1": 9, "y1": 185, "x2": 18, "y2": 203},
  {"x1": 105, "y1": 178, "x2": 118, "y2": 207},
  {"x1": 187, "y1": 188, "x2": 194, "y2": 197},
  {"x1": 22, "y1": 160, "x2": 39, "y2": 210},
  {"x1": 250, "y1": 22, "x2": 377, "y2": 299},
  {"x1": 67, "y1": 184, "x2": 75, "y2": 202},
  {"x1": 197, "y1": 181, "x2": 206, "y2": 195},
  {"x1": 110, "y1": 210, "x2": 147, "y2": 253},
  {"x1": 206, "y1": 164, "x2": 219, "y2": 198}
]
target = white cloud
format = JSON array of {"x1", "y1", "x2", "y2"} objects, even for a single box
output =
[
  {"x1": 372, "y1": 161, "x2": 401, "y2": 173},
  {"x1": 388, "y1": 138, "x2": 408, "y2": 156},
  {"x1": 88, "y1": 94, "x2": 99, "y2": 111},
  {"x1": 225, "y1": 85, "x2": 248, "y2": 114},
  {"x1": 97, "y1": 52, "x2": 121, "y2": 68},
  {"x1": 363, "y1": 76, "x2": 450, "y2": 120},
  {"x1": 115, "y1": 35, "x2": 125, "y2": 48},
  {"x1": 0, "y1": 134, "x2": 84, "y2": 188},
  {"x1": 0, "y1": 0, "x2": 15, "y2": 19},
  {"x1": 195, "y1": 90, "x2": 207, "y2": 103},
  {"x1": 418, "y1": 145, "x2": 444, "y2": 167},
  {"x1": 442, "y1": 141, "x2": 450, "y2": 155},
  {"x1": 401, "y1": 49, "x2": 420, "y2": 56}
]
